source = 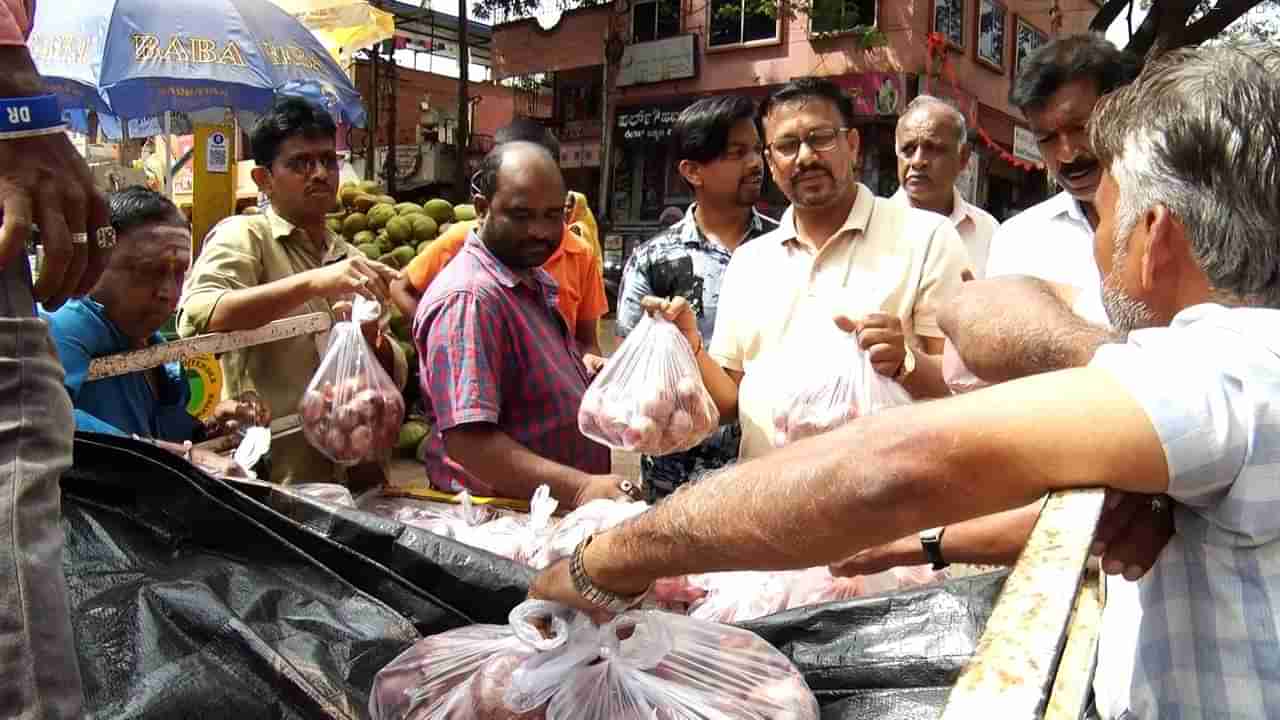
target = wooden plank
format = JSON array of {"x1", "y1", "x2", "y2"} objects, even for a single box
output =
[
  {"x1": 87, "y1": 312, "x2": 331, "y2": 381},
  {"x1": 941, "y1": 488, "x2": 1106, "y2": 720},
  {"x1": 1044, "y1": 566, "x2": 1104, "y2": 720},
  {"x1": 194, "y1": 413, "x2": 303, "y2": 454}
]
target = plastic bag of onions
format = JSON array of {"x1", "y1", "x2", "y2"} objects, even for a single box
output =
[
  {"x1": 771, "y1": 326, "x2": 911, "y2": 448},
  {"x1": 578, "y1": 314, "x2": 718, "y2": 456},
  {"x1": 299, "y1": 296, "x2": 406, "y2": 465}
]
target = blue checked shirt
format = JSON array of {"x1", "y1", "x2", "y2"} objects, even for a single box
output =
[
  {"x1": 1090, "y1": 304, "x2": 1280, "y2": 718},
  {"x1": 615, "y1": 205, "x2": 777, "y2": 499}
]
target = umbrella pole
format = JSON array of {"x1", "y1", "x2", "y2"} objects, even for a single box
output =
[{"x1": 163, "y1": 112, "x2": 173, "y2": 199}]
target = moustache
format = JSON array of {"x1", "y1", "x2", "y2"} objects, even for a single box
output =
[
  {"x1": 1060, "y1": 157, "x2": 1098, "y2": 176},
  {"x1": 791, "y1": 165, "x2": 832, "y2": 182},
  {"x1": 740, "y1": 174, "x2": 764, "y2": 185}
]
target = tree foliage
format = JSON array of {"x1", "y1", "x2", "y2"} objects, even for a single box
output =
[{"x1": 1090, "y1": 0, "x2": 1277, "y2": 59}]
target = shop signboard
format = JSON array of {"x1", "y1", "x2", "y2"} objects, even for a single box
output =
[
  {"x1": 616, "y1": 34, "x2": 696, "y2": 87},
  {"x1": 615, "y1": 105, "x2": 684, "y2": 146}
]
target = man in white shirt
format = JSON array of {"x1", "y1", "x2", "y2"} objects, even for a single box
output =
[
  {"x1": 662, "y1": 77, "x2": 971, "y2": 462},
  {"x1": 531, "y1": 44, "x2": 1280, "y2": 719},
  {"x1": 890, "y1": 95, "x2": 999, "y2": 277},
  {"x1": 985, "y1": 34, "x2": 1141, "y2": 313}
]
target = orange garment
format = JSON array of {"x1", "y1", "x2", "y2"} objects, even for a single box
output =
[
  {"x1": 404, "y1": 218, "x2": 607, "y2": 331},
  {"x1": 403, "y1": 220, "x2": 477, "y2": 292}
]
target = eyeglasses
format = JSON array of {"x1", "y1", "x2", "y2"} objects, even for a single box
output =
[
  {"x1": 279, "y1": 152, "x2": 339, "y2": 176},
  {"x1": 766, "y1": 127, "x2": 850, "y2": 159}
]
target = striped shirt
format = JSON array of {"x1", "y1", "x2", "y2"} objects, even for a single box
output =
[
  {"x1": 414, "y1": 233, "x2": 610, "y2": 494},
  {"x1": 1090, "y1": 303, "x2": 1280, "y2": 717}
]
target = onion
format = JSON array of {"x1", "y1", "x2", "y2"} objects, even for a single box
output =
[
  {"x1": 325, "y1": 426, "x2": 350, "y2": 459},
  {"x1": 350, "y1": 425, "x2": 374, "y2": 459},
  {"x1": 675, "y1": 377, "x2": 702, "y2": 402},
  {"x1": 300, "y1": 390, "x2": 328, "y2": 423}
]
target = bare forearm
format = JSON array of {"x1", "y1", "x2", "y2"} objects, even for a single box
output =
[
  {"x1": 205, "y1": 271, "x2": 319, "y2": 332},
  {"x1": 870, "y1": 503, "x2": 1044, "y2": 568},
  {"x1": 939, "y1": 276, "x2": 1118, "y2": 382},
  {"x1": 445, "y1": 426, "x2": 590, "y2": 504},
  {"x1": 589, "y1": 406, "x2": 1044, "y2": 593},
  {"x1": 695, "y1": 348, "x2": 741, "y2": 424}
]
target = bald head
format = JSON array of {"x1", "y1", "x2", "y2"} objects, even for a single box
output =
[
  {"x1": 895, "y1": 96, "x2": 971, "y2": 215},
  {"x1": 473, "y1": 141, "x2": 567, "y2": 270},
  {"x1": 899, "y1": 96, "x2": 967, "y2": 151}
]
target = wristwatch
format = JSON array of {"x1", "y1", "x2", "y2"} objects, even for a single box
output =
[
  {"x1": 894, "y1": 345, "x2": 916, "y2": 381},
  {"x1": 919, "y1": 526, "x2": 949, "y2": 570},
  {"x1": 570, "y1": 535, "x2": 650, "y2": 613}
]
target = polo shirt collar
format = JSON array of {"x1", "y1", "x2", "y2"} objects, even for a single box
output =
[
  {"x1": 266, "y1": 206, "x2": 346, "y2": 262},
  {"x1": 465, "y1": 231, "x2": 557, "y2": 294},
  {"x1": 775, "y1": 182, "x2": 875, "y2": 249}
]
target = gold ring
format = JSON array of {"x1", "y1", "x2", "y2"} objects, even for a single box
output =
[{"x1": 70, "y1": 232, "x2": 88, "y2": 245}]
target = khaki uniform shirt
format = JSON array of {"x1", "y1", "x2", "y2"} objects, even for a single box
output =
[
  {"x1": 708, "y1": 184, "x2": 971, "y2": 460},
  {"x1": 177, "y1": 208, "x2": 408, "y2": 484}
]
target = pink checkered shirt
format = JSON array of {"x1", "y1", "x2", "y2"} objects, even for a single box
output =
[{"x1": 413, "y1": 233, "x2": 610, "y2": 494}]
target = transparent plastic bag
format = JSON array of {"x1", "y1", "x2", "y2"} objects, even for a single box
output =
[
  {"x1": 530, "y1": 498, "x2": 649, "y2": 570},
  {"x1": 786, "y1": 565, "x2": 949, "y2": 610},
  {"x1": 504, "y1": 603, "x2": 820, "y2": 720},
  {"x1": 287, "y1": 483, "x2": 356, "y2": 508},
  {"x1": 771, "y1": 329, "x2": 912, "y2": 448},
  {"x1": 299, "y1": 296, "x2": 406, "y2": 465},
  {"x1": 578, "y1": 314, "x2": 718, "y2": 456},
  {"x1": 453, "y1": 487, "x2": 560, "y2": 564},
  {"x1": 684, "y1": 571, "x2": 796, "y2": 623},
  {"x1": 370, "y1": 601, "x2": 579, "y2": 720}
]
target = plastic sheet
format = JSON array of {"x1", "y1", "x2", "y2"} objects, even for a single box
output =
[{"x1": 64, "y1": 433, "x2": 1009, "y2": 719}]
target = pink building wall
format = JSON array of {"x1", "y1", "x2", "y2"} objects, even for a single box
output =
[{"x1": 493, "y1": 0, "x2": 1100, "y2": 127}]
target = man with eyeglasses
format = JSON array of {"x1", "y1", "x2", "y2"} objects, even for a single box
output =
[
  {"x1": 178, "y1": 97, "x2": 408, "y2": 486},
  {"x1": 645, "y1": 77, "x2": 971, "y2": 462},
  {"x1": 615, "y1": 95, "x2": 776, "y2": 499}
]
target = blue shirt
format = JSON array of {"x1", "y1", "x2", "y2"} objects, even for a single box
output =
[
  {"x1": 1090, "y1": 304, "x2": 1280, "y2": 718},
  {"x1": 43, "y1": 298, "x2": 199, "y2": 441},
  {"x1": 615, "y1": 205, "x2": 777, "y2": 499}
]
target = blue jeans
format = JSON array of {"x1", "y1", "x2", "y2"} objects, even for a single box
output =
[{"x1": 0, "y1": 254, "x2": 83, "y2": 719}]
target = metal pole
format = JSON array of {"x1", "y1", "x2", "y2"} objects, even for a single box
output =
[
  {"x1": 597, "y1": 57, "x2": 612, "y2": 224},
  {"x1": 387, "y1": 40, "x2": 398, "y2": 196},
  {"x1": 366, "y1": 47, "x2": 380, "y2": 181},
  {"x1": 455, "y1": 0, "x2": 471, "y2": 201},
  {"x1": 163, "y1": 112, "x2": 173, "y2": 199}
]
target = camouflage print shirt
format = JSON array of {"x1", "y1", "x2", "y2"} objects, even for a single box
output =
[{"x1": 615, "y1": 204, "x2": 778, "y2": 500}]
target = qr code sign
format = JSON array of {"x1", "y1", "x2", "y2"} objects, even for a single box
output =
[{"x1": 207, "y1": 132, "x2": 229, "y2": 173}]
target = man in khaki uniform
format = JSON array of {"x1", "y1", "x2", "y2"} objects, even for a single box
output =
[
  {"x1": 178, "y1": 98, "x2": 406, "y2": 485},
  {"x1": 652, "y1": 77, "x2": 971, "y2": 461}
]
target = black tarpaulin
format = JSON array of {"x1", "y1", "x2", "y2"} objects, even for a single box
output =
[{"x1": 63, "y1": 433, "x2": 1006, "y2": 719}]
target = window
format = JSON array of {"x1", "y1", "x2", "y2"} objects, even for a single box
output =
[
  {"x1": 709, "y1": 0, "x2": 778, "y2": 47},
  {"x1": 809, "y1": 0, "x2": 876, "y2": 35},
  {"x1": 633, "y1": 0, "x2": 680, "y2": 43}
]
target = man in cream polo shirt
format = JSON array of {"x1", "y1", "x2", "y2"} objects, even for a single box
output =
[
  {"x1": 889, "y1": 96, "x2": 999, "y2": 277},
  {"x1": 644, "y1": 77, "x2": 971, "y2": 461}
]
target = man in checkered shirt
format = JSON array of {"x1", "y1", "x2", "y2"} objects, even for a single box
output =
[
  {"x1": 414, "y1": 142, "x2": 630, "y2": 509},
  {"x1": 529, "y1": 44, "x2": 1280, "y2": 717}
]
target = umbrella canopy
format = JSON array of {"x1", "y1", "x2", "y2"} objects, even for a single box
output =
[
  {"x1": 28, "y1": 0, "x2": 366, "y2": 127},
  {"x1": 270, "y1": 0, "x2": 395, "y2": 65}
]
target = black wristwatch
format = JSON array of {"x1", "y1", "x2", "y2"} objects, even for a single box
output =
[{"x1": 919, "y1": 526, "x2": 949, "y2": 571}]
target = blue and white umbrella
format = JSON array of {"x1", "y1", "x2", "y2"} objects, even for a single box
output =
[{"x1": 28, "y1": 0, "x2": 367, "y2": 131}]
